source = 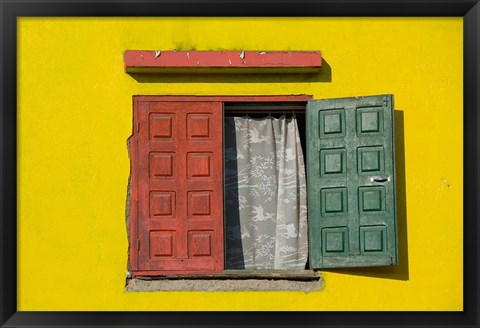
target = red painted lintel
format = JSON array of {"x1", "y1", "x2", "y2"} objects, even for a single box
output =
[{"x1": 124, "y1": 50, "x2": 321, "y2": 74}]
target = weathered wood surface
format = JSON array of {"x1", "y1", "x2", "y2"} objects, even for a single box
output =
[{"x1": 124, "y1": 50, "x2": 322, "y2": 74}]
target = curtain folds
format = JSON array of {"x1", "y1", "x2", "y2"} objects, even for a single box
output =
[{"x1": 224, "y1": 115, "x2": 308, "y2": 270}]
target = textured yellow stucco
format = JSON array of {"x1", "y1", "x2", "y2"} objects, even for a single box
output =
[{"x1": 17, "y1": 17, "x2": 463, "y2": 311}]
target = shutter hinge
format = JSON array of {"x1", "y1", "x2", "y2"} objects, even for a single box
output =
[
  {"x1": 136, "y1": 239, "x2": 140, "y2": 250},
  {"x1": 389, "y1": 256, "x2": 394, "y2": 265},
  {"x1": 136, "y1": 122, "x2": 140, "y2": 133}
]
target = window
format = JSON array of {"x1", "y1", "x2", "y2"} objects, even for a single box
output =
[{"x1": 127, "y1": 95, "x2": 398, "y2": 276}]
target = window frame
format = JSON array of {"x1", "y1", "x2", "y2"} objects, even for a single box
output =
[
  {"x1": 128, "y1": 94, "x2": 398, "y2": 278},
  {"x1": 129, "y1": 95, "x2": 313, "y2": 277}
]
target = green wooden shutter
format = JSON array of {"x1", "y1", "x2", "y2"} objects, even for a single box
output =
[{"x1": 307, "y1": 95, "x2": 398, "y2": 268}]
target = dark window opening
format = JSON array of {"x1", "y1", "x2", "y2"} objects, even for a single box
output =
[{"x1": 223, "y1": 102, "x2": 309, "y2": 270}]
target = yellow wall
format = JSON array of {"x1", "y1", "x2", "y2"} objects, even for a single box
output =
[{"x1": 17, "y1": 17, "x2": 463, "y2": 311}]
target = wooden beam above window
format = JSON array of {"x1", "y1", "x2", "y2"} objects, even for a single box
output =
[{"x1": 124, "y1": 50, "x2": 322, "y2": 74}]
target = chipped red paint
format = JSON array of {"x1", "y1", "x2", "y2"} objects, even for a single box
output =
[{"x1": 124, "y1": 50, "x2": 322, "y2": 73}]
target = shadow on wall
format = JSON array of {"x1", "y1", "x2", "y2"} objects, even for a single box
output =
[
  {"x1": 321, "y1": 110, "x2": 409, "y2": 281},
  {"x1": 128, "y1": 59, "x2": 332, "y2": 84}
]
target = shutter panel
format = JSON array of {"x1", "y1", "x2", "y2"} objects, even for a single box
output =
[
  {"x1": 307, "y1": 95, "x2": 397, "y2": 268},
  {"x1": 133, "y1": 99, "x2": 224, "y2": 274}
]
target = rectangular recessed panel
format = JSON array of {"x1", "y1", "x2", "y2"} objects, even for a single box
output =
[
  {"x1": 322, "y1": 227, "x2": 348, "y2": 255},
  {"x1": 150, "y1": 231, "x2": 175, "y2": 258},
  {"x1": 357, "y1": 107, "x2": 383, "y2": 134},
  {"x1": 360, "y1": 225, "x2": 387, "y2": 253},
  {"x1": 188, "y1": 191, "x2": 212, "y2": 217},
  {"x1": 320, "y1": 149, "x2": 346, "y2": 176},
  {"x1": 187, "y1": 114, "x2": 211, "y2": 139},
  {"x1": 187, "y1": 153, "x2": 212, "y2": 178},
  {"x1": 189, "y1": 231, "x2": 213, "y2": 257},
  {"x1": 358, "y1": 146, "x2": 385, "y2": 174},
  {"x1": 150, "y1": 152, "x2": 174, "y2": 178},
  {"x1": 150, "y1": 191, "x2": 175, "y2": 217},
  {"x1": 319, "y1": 109, "x2": 345, "y2": 138},
  {"x1": 321, "y1": 187, "x2": 347, "y2": 216},
  {"x1": 361, "y1": 112, "x2": 379, "y2": 132},
  {"x1": 359, "y1": 186, "x2": 385, "y2": 213},
  {"x1": 149, "y1": 113, "x2": 174, "y2": 139}
]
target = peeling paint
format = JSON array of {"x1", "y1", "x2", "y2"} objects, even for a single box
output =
[
  {"x1": 125, "y1": 137, "x2": 132, "y2": 272},
  {"x1": 441, "y1": 178, "x2": 451, "y2": 187},
  {"x1": 124, "y1": 50, "x2": 322, "y2": 72}
]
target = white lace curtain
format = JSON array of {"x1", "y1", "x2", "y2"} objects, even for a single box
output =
[{"x1": 224, "y1": 115, "x2": 308, "y2": 270}]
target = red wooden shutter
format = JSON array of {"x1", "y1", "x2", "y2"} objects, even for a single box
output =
[{"x1": 131, "y1": 99, "x2": 224, "y2": 275}]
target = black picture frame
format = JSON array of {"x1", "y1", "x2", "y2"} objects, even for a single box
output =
[{"x1": 1, "y1": 1, "x2": 478, "y2": 327}]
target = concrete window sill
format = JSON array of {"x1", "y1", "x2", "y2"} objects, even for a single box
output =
[{"x1": 126, "y1": 270, "x2": 323, "y2": 292}]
